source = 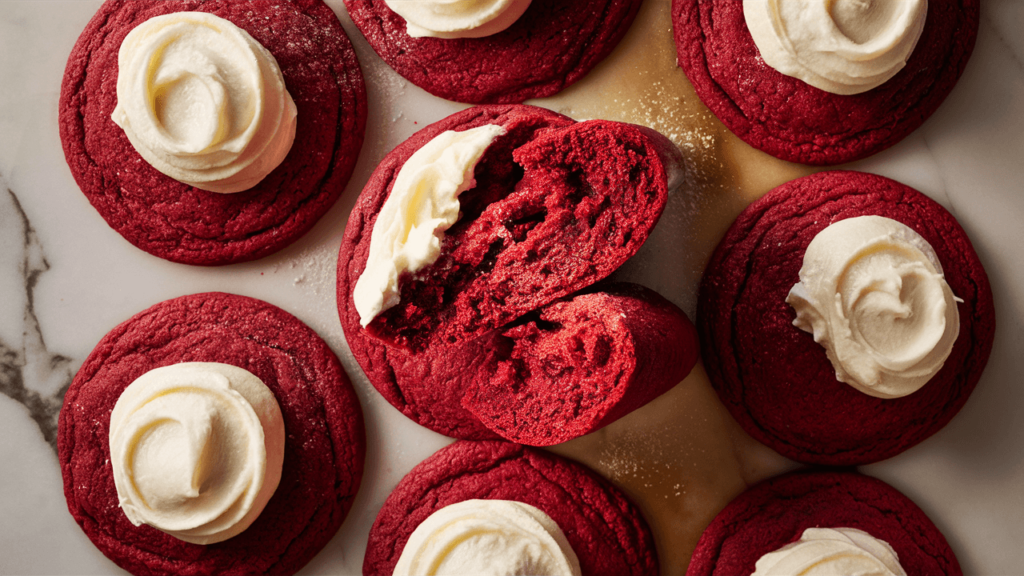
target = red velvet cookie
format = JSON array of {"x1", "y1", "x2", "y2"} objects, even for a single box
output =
[
  {"x1": 60, "y1": 0, "x2": 366, "y2": 265},
  {"x1": 58, "y1": 293, "x2": 365, "y2": 576},
  {"x1": 344, "y1": 0, "x2": 642, "y2": 104},
  {"x1": 672, "y1": 0, "x2": 979, "y2": 165},
  {"x1": 364, "y1": 440, "x2": 658, "y2": 576},
  {"x1": 688, "y1": 471, "x2": 961, "y2": 576},
  {"x1": 338, "y1": 104, "x2": 698, "y2": 444},
  {"x1": 698, "y1": 171, "x2": 994, "y2": 466}
]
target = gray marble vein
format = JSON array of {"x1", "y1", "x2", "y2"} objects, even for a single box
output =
[
  {"x1": 0, "y1": 180, "x2": 74, "y2": 452},
  {"x1": 986, "y1": 1, "x2": 1024, "y2": 76}
]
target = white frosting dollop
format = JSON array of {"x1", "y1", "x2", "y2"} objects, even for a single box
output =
[
  {"x1": 109, "y1": 362, "x2": 285, "y2": 545},
  {"x1": 353, "y1": 124, "x2": 506, "y2": 327},
  {"x1": 385, "y1": 0, "x2": 532, "y2": 39},
  {"x1": 787, "y1": 216, "x2": 960, "y2": 399},
  {"x1": 753, "y1": 527, "x2": 907, "y2": 576},
  {"x1": 743, "y1": 0, "x2": 927, "y2": 94},
  {"x1": 111, "y1": 12, "x2": 297, "y2": 193},
  {"x1": 393, "y1": 499, "x2": 582, "y2": 576}
]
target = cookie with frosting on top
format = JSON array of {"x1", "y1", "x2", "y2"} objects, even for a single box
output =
[
  {"x1": 364, "y1": 440, "x2": 658, "y2": 576},
  {"x1": 672, "y1": 0, "x2": 979, "y2": 165},
  {"x1": 58, "y1": 292, "x2": 365, "y2": 575},
  {"x1": 344, "y1": 0, "x2": 642, "y2": 103},
  {"x1": 60, "y1": 0, "x2": 366, "y2": 265},
  {"x1": 688, "y1": 471, "x2": 962, "y2": 576},
  {"x1": 698, "y1": 171, "x2": 994, "y2": 465},
  {"x1": 337, "y1": 104, "x2": 699, "y2": 445}
]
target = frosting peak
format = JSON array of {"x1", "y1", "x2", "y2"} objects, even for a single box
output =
[
  {"x1": 743, "y1": 0, "x2": 927, "y2": 94},
  {"x1": 109, "y1": 362, "x2": 285, "y2": 544},
  {"x1": 111, "y1": 12, "x2": 297, "y2": 193},
  {"x1": 753, "y1": 527, "x2": 907, "y2": 576},
  {"x1": 393, "y1": 500, "x2": 582, "y2": 576},
  {"x1": 787, "y1": 216, "x2": 960, "y2": 399},
  {"x1": 385, "y1": 0, "x2": 532, "y2": 39}
]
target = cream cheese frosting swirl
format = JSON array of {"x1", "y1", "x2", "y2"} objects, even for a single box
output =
[
  {"x1": 111, "y1": 12, "x2": 297, "y2": 193},
  {"x1": 393, "y1": 499, "x2": 582, "y2": 576},
  {"x1": 354, "y1": 124, "x2": 506, "y2": 326},
  {"x1": 787, "y1": 216, "x2": 960, "y2": 399},
  {"x1": 753, "y1": 527, "x2": 907, "y2": 576},
  {"x1": 109, "y1": 362, "x2": 285, "y2": 545},
  {"x1": 385, "y1": 0, "x2": 533, "y2": 39},
  {"x1": 743, "y1": 0, "x2": 927, "y2": 94}
]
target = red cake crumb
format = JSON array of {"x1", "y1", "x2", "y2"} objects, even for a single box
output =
[
  {"x1": 365, "y1": 113, "x2": 670, "y2": 352},
  {"x1": 338, "y1": 105, "x2": 698, "y2": 444},
  {"x1": 465, "y1": 284, "x2": 699, "y2": 446}
]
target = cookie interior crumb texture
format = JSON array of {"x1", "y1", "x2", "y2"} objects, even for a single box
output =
[{"x1": 339, "y1": 104, "x2": 700, "y2": 447}]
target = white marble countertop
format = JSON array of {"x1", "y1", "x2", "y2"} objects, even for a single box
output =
[{"x1": 2, "y1": 1, "x2": 1022, "y2": 575}]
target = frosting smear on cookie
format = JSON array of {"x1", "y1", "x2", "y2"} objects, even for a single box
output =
[{"x1": 354, "y1": 124, "x2": 506, "y2": 326}]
